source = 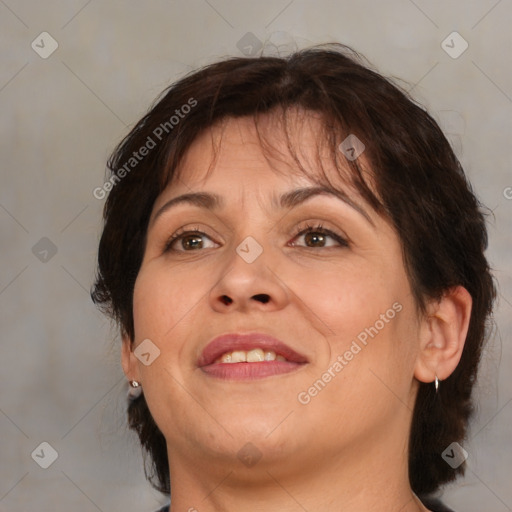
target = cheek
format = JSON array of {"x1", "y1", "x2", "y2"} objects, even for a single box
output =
[
  {"x1": 291, "y1": 259, "x2": 416, "y2": 378},
  {"x1": 302, "y1": 304, "x2": 419, "y2": 425},
  {"x1": 132, "y1": 261, "x2": 212, "y2": 337},
  {"x1": 287, "y1": 260, "x2": 399, "y2": 337}
]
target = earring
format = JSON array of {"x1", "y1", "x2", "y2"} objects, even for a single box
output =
[
  {"x1": 128, "y1": 380, "x2": 142, "y2": 400},
  {"x1": 434, "y1": 374, "x2": 439, "y2": 393}
]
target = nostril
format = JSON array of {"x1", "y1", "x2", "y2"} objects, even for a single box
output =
[
  {"x1": 252, "y1": 293, "x2": 270, "y2": 304},
  {"x1": 220, "y1": 295, "x2": 233, "y2": 305}
]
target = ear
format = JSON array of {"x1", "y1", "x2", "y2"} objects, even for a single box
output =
[
  {"x1": 121, "y1": 332, "x2": 141, "y2": 383},
  {"x1": 414, "y1": 286, "x2": 472, "y2": 384}
]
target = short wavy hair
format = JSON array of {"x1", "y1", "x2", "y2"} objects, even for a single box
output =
[{"x1": 91, "y1": 44, "x2": 496, "y2": 498}]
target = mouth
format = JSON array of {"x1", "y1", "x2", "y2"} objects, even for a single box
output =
[{"x1": 198, "y1": 332, "x2": 308, "y2": 380}]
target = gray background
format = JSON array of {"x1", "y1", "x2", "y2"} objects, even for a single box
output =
[{"x1": 1, "y1": 1, "x2": 511, "y2": 511}]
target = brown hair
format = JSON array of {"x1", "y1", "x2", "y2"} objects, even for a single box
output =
[{"x1": 91, "y1": 43, "x2": 496, "y2": 497}]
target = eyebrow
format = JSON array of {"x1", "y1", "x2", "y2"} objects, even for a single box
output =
[{"x1": 149, "y1": 185, "x2": 374, "y2": 228}]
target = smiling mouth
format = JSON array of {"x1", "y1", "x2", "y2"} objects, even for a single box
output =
[
  {"x1": 198, "y1": 333, "x2": 308, "y2": 380},
  {"x1": 214, "y1": 348, "x2": 286, "y2": 363}
]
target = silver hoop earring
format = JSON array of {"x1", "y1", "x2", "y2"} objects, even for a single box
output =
[
  {"x1": 435, "y1": 375, "x2": 439, "y2": 393},
  {"x1": 128, "y1": 380, "x2": 142, "y2": 400}
]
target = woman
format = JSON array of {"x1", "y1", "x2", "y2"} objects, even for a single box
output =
[{"x1": 92, "y1": 44, "x2": 495, "y2": 511}]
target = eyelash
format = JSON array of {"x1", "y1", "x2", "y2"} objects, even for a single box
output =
[
  {"x1": 163, "y1": 225, "x2": 207, "y2": 252},
  {"x1": 163, "y1": 223, "x2": 349, "y2": 253},
  {"x1": 291, "y1": 223, "x2": 349, "y2": 248}
]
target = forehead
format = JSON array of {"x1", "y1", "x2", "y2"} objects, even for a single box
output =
[{"x1": 167, "y1": 110, "x2": 361, "y2": 195}]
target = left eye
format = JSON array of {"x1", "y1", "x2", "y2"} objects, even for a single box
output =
[{"x1": 291, "y1": 226, "x2": 348, "y2": 248}]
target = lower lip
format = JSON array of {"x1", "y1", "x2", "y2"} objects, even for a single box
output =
[{"x1": 200, "y1": 361, "x2": 304, "y2": 380}]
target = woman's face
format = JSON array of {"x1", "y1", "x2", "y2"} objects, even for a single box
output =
[{"x1": 125, "y1": 112, "x2": 423, "y2": 474}]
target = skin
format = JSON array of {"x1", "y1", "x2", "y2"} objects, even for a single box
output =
[{"x1": 122, "y1": 111, "x2": 472, "y2": 512}]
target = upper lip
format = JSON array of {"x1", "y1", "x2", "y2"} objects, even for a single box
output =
[{"x1": 198, "y1": 332, "x2": 308, "y2": 367}]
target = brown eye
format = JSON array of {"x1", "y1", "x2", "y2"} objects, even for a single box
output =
[
  {"x1": 164, "y1": 231, "x2": 218, "y2": 253},
  {"x1": 304, "y1": 232, "x2": 328, "y2": 247},
  {"x1": 181, "y1": 234, "x2": 204, "y2": 250},
  {"x1": 291, "y1": 225, "x2": 348, "y2": 249}
]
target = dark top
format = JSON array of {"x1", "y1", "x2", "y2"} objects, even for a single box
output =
[
  {"x1": 154, "y1": 496, "x2": 455, "y2": 511},
  {"x1": 421, "y1": 496, "x2": 456, "y2": 511}
]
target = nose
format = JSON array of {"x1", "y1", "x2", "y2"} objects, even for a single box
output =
[{"x1": 208, "y1": 241, "x2": 289, "y2": 314}]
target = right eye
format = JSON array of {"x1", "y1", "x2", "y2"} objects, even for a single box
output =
[{"x1": 164, "y1": 229, "x2": 219, "y2": 252}]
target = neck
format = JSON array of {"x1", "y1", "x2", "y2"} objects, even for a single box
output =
[{"x1": 166, "y1": 433, "x2": 430, "y2": 512}]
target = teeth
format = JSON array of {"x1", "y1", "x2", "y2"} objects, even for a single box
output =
[
  {"x1": 220, "y1": 353, "x2": 232, "y2": 363},
  {"x1": 246, "y1": 348, "x2": 265, "y2": 362},
  {"x1": 215, "y1": 348, "x2": 285, "y2": 363},
  {"x1": 264, "y1": 350, "x2": 276, "y2": 361},
  {"x1": 231, "y1": 350, "x2": 247, "y2": 363}
]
